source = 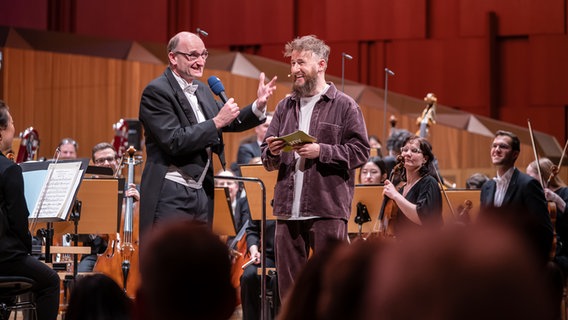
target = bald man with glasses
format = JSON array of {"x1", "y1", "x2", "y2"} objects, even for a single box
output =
[{"x1": 138, "y1": 31, "x2": 277, "y2": 238}]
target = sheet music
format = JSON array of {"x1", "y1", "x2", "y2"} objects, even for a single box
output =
[{"x1": 30, "y1": 162, "x2": 83, "y2": 220}]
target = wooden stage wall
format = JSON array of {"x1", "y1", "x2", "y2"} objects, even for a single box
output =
[{"x1": 2, "y1": 47, "x2": 566, "y2": 187}]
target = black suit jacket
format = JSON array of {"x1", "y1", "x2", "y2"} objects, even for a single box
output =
[
  {"x1": 138, "y1": 68, "x2": 264, "y2": 236},
  {"x1": 0, "y1": 153, "x2": 32, "y2": 263},
  {"x1": 237, "y1": 141, "x2": 261, "y2": 165},
  {"x1": 480, "y1": 168, "x2": 553, "y2": 262}
]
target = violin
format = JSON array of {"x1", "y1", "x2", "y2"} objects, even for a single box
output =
[
  {"x1": 5, "y1": 151, "x2": 15, "y2": 162},
  {"x1": 228, "y1": 225, "x2": 249, "y2": 306},
  {"x1": 367, "y1": 156, "x2": 404, "y2": 239}
]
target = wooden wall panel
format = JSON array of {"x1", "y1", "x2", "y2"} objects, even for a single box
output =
[
  {"x1": 459, "y1": 0, "x2": 565, "y2": 37},
  {"x1": 497, "y1": 37, "x2": 529, "y2": 119},
  {"x1": 529, "y1": 0, "x2": 565, "y2": 34},
  {"x1": 323, "y1": 0, "x2": 426, "y2": 41},
  {"x1": 429, "y1": 0, "x2": 461, "y2": 38},
  {"x1": 192, "y1": 0, "x2": 294, "y2": 46},
  {"x1": 494, "y1": 36, "x2": 565, "y2": 140},
  {"x1": 1, "y1": 47, "x2": 553, "y2": 186},
  {"x1": 74, "y1": 0, "x2": 168, "y2": 43},
  {"x1": 0, "y1": 0, "x2": 48, "y2": 30},
  {"x1": 385, "y1": 38, "x2": 489, "y2": 109},
  {"x1": 529, "y1": 35, "x2": 568, "y2": 105},
  {"x1": 2, "y1": 48, "x2": 165, "y2": 163}
]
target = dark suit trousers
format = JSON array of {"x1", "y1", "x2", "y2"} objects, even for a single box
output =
[
  {"x1": 0, "y1": 255, "x2": 60, "y2": 320},
  {"x1": 153, "y1": 179, "x2": 210, "y2": 226}
]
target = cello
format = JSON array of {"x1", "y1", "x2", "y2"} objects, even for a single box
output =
[{"x1": 93, "y1": 146, "x2": 141, "y2": 298}]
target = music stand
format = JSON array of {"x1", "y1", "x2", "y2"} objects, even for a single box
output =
[
  {"x1": 21, "y1": 159, "x2": 89, "y2": 264},
  {"x1": 240, "y1": 164, "x2": 278, "y2": 221},
  {"x1": 213, "y1": 187, "x2": 236, "y2": 236},
  {"x1": 52, "y1": 178, "x2": 121, "y2": 235},
  {"x1": 214, "y1": 173, "x2": 270, "y2": 320},
  {"x1": 349, "y1": 185, "x2": 384, "y2": 235},
  {"x1": 441, "y1": 189, "x2": 481, "y2": 224}
]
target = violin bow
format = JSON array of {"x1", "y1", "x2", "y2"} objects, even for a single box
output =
[
  {"x1": 527, "y1": 119, "x2": 546, "y2": 187},
  {"x1": 434, "y1": 164, "x2": 457, "y2": 220},
  {"x1": 546, "y1": 139, "x2": 568, "y2": 186}
]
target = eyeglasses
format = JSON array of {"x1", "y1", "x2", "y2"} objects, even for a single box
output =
[
  {"x1": 94, "y1": 156, "x2": 117, "y2": 165},
  {"x1": 400, "y1": 147, "x2": 422, "y2": 154},
  {"x1": 173, "y1": 50, "x2": 209, "y2": 61}
]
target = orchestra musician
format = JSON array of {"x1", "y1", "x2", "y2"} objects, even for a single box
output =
[
  {"x1": 479, "y1": 130, "x2": 553, "y2": 264},
  {"x1": 0, "y1": 100, "x2": 60, "y2": 320},
  {"x1": 381, "y1": 136, "x2": 443, "y2": 236},
  {"x1": 359, "y1": 156, "x2": 387, "y2": 185},
  {"x1": 57, "y1": 138, "x2": 78, "y2": 160},
  {"x1": 239, "y1": 196, "x2": 277, "y2": 320},
  {"x1": 526, "y1": 157, "x2": 568, "y2": 273},
  {"x1": 79, "y1": 142, "x2": 139, "y2": 273}
]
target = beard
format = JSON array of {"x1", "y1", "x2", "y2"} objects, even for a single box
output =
[{"x1": 292, "y1": 69, "x2": 318, "y2": 97}]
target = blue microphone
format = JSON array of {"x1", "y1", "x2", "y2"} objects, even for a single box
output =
[
  {"x1": 208, "y1": 76, "x2": 229, "y2": 103},
  {"x1": 208, "y1": 76, "x2": 241, "y2": 123}
]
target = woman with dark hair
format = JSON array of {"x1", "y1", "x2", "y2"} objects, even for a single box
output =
[
  {"x1": 382, "y1": 135, "x2": 443, "y2": 235},
  {"x1": 0, "y1": 100, "x2": 60, "y2": 320},
  {"x1": 359, "y1": 156, "x2": 387, "y2": 185}
]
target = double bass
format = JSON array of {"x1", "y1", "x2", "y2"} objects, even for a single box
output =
[
  {"x1": 94, "y1": 146, "x2": 141, "y2": 298},
  {"x1": 416, "y1": 93, "x2": 437, "y2": 139}
]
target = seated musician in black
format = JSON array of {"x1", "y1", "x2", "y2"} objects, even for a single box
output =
[
  {"x1": 77, "y1": 142, "x2": 139, "y2": 272},
  {"x1": 0, "y1": 100, "x2": 60, "y2": 320},
  {"x1": 239, "y1": 197, "x2": 278, "y2": 320}
]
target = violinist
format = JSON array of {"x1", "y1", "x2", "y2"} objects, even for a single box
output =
[
  {"x1": 0, "y1": 100, "x2": 60, "y2": 320},
  {"x1": 527, "y1": 158, "x2": 568, "y2": 272},
  {"x1": 382, "y1": 136, "x2": 443, "y2": 235},
  {"x1": 479, "y1": 130, "x2": 552, "y2": 265}
]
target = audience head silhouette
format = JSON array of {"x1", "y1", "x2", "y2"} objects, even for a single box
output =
[
  {"x1": 135, "y1": 220, "x2": 236, "y2": 320},
  {"x1": 66, "y1": 273, "x2": 132, "y2": 320}
]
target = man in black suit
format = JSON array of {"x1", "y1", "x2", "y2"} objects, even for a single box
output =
[
  {"x1": 480, "y1": 130, "x2": 553, "y2": 263},
  {"x1": 138, "y1": 31, "x2": 277, "y2": 237},
  {"x1": 237, "y1": 112, "x2": 273, "y2": 166}
]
